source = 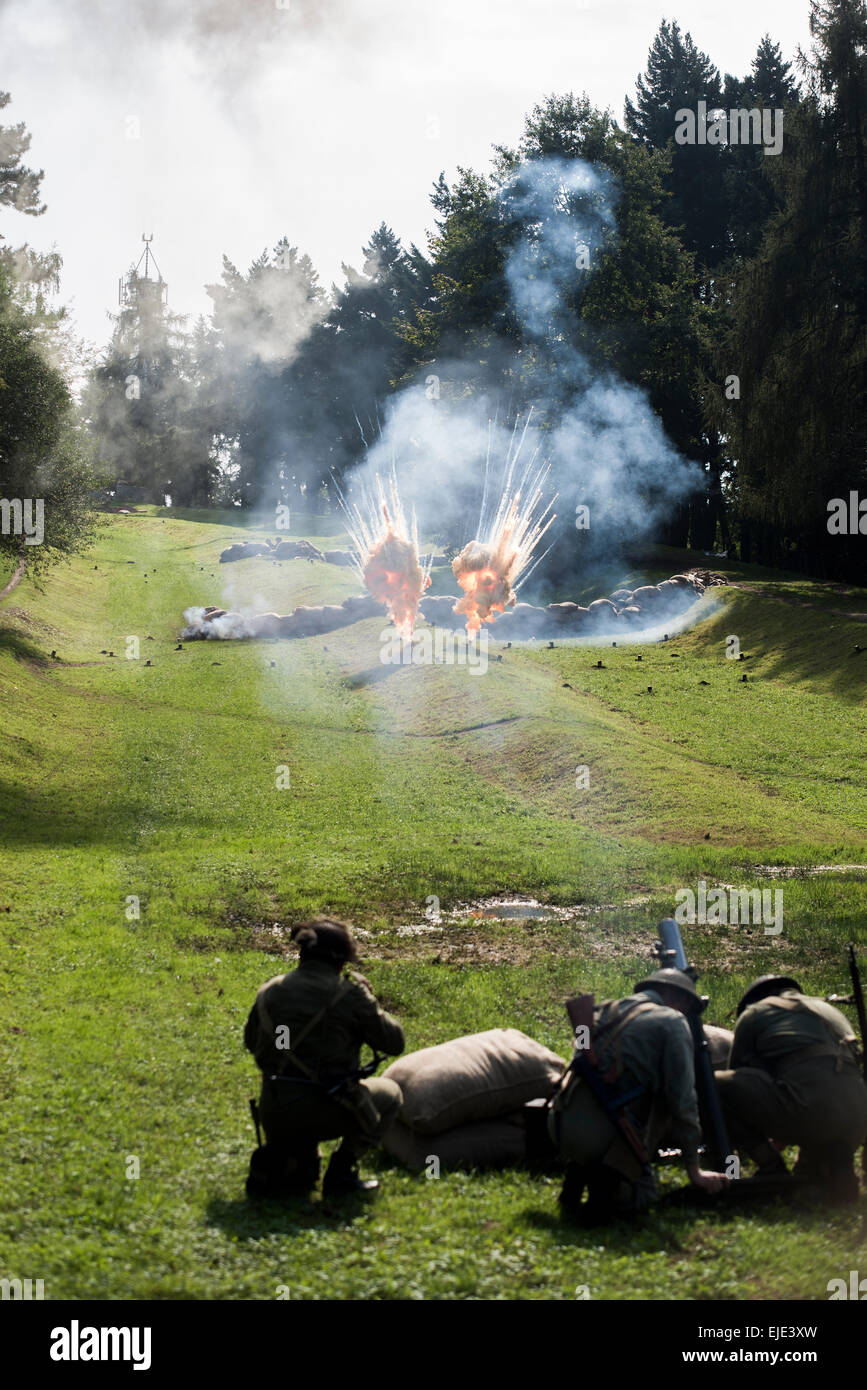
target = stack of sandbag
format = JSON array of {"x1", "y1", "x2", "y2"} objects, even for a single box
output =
[
  {"x1": 380, "y1": 1028, "x2": 566, "y2": 1170},
  {"x1": 219, "y1": 542, "x2": 271, "y2": 563}
]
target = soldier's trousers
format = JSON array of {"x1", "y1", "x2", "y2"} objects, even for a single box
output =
[
  {"x1": 715, "y1": 1058, "x2": 867, "y2": 1169},
  {"x1": 260, "y1": 1076, "x2": 403, "y2": 1166}
]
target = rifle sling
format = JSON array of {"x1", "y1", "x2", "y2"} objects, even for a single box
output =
[
  {"x1": 566, "y1": 1000, "x2": 659, "y2": 1167},
  {"x1": 257, "y1": 976, "x2": 351, "y2": 1084}
]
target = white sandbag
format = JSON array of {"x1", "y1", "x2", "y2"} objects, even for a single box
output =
[
  {"x1": 704, "y1": 1023, "x2": 733, "y2": 1070},
  {"x1": 381, "y1": 1113, "x2": 527, "y2": 1170},
  {"x1": 383, "y1": 1028, "x2": 566, "y2": 1136}
]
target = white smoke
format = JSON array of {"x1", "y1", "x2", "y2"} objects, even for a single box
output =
[
  {"x1": 344, "y1": 155, "x2": 702, "y2": 575},
  {"x1": 182, "y1": 602, "x2": 271, "y2": 640}
]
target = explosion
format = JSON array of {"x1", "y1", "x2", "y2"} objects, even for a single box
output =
[
  {"x1": 453, "y1": 415, "x2": 558, "y2": 634},
  {"x1": 342, "y1": 472, "x2": 431, "y2": 639},
  {"x1": 452, "y1": 538, "x2": 517, "y2": 633}
]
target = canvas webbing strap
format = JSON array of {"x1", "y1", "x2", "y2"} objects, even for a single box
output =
[
  {"x1": 595, "y1": 1000, "x2": 659, "y2": 1080},
  {"x1": 257, "y1": 976, "x2": 351, "y2": 1081}
]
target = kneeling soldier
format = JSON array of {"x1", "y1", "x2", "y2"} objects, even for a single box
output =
[
  {"x1": 244, "y1": 918, "x2": 405, "y2": 1198},
  {"x1": 549, "y1": 969, "x2": 729, "y2": 1223},
  {"x1": 716, "y1": 975, "x2": 867, "y2": 1203}
]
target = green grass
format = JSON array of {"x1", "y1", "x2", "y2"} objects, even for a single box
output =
[{"x1": 1, "y1": 509, "x2": 866, "y2": 1300}]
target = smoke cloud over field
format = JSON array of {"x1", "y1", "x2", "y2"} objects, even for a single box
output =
[{"x1": 347, "y1": 156, "x2": 702, "y2": 588}]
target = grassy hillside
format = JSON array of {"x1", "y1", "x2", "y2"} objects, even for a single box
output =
[{"x1": 1, "y1": 509, "x2": 865, "y2": 1300}]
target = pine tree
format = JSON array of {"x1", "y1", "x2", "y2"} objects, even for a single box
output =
[
  {"x1": 204, "y1": 240, "x2": 327, "y2": 509},
  {"x1": 296, "y1": 225, "x2": 433, "y2": 494},
  {"x1": 723, "y1": 37, "x2": 802, "y2": 260},
  {"x1": 0, "y1": 94, "x2": 95, "y2": 592},
  {"x1": 711, "y1": 0, "x2": 867, "y2": 577},
  {"x1": 403, "y1": 93, "x2": 712, "y2": 547},
  {"x1": 0, "y1": 90, "x2": 44, "y2": 220},
  {"x1": 751, "y1": 34, "x2": 801, "y2": 106},
  {"x1": 625, "y1": 20, "x2": 730, "y2": 270},
  {"x1": 0, "y1": 91, "x2": 64, "y2": 326},
  {"x1": 85, "y1": 252, "x2": 205, "y2": 505}
]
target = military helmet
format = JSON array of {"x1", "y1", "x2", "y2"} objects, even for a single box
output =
[
  {"x1": 736, "y1": 974, "x2": 803, "y2": 1016},
  {"x1": 634, "y1": 968, "x2": 705, "y2": 1014}
]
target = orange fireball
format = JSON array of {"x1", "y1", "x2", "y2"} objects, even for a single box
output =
[
  {"x1": 363, "y1": 524, "x2": 430, "y2": 640},
  {"x1": 452, "y1": 449, "x2": 558, "y2": 636},
  {"x1": 452, "y1": 541, "x2": 517, "y2": 633}
]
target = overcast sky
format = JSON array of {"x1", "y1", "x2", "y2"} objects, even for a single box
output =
[{"x1": 1, "y1": 0, "x2": 813, "y2": 350}]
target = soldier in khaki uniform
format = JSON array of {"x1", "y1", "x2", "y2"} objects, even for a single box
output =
[
  {"x1": 244, "y1": 919, "x2": 405, "y2": 1199},
  {"x1": 716, "y1": 975, "x2": 867, "y2": 1203},
  {"x1": 549, "y1": 969, "x2": 729, "y2": 1224}
]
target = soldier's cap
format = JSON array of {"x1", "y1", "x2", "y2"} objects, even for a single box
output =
[
  {"x1": 634, "y1": 968, "x2": 706, "y2": 1014},
  {"x1": 737, "y1": 975, "x2": 802, "y2": 1017}
]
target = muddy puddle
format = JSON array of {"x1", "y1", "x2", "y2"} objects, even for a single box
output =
[{"x1": 749, "y1": 864, "x2": 867, "y2": 878}]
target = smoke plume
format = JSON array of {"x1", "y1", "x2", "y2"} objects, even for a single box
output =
[{"x1": 345, "y1": 155, "x2": 701, "y2": 597}]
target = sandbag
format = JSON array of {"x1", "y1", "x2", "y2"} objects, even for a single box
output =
[
  {"x1": 491, "y1": 603, "x2": 546, "y2": 639},
  {"x1": 219, "y1": 542, "x2": 270, "y2": 563},
  {"x1": 545, "y1": 601, "x2": 580, "y2": 627},
  {"x1": 632, "y1": 584, "x2": 665, "y2": 609},
  {"x1": 587, "y1": 597, "x2": 618, "y2": 626},
  {"x1": 704, "y1": 1024, "x2": 733, "y2": 1070},
  {"x1": 419, "y1": 594, "x2": 462, "y2": 627},
  {"x1": 270, "y1": 539, "x2": 324, "y2": 562},
  {"x1": 381, "y1": 1112, "x2": 527, "y2": 1170},
  {"x1": 383, "y1": 1028, "x2": 565, "y2": 1135}
]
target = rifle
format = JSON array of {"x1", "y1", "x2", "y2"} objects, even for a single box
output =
[
  {"x1": 827, "y1": 943, "x2": 867, "y2": 1175},
  {"x1": 249, "y1": 1096, "x2": 263, "y2": 1148},
  {"x1": 652, "y1": 917, "x2": 733, "y2": 1174}
]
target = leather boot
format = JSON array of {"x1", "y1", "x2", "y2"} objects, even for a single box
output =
[
  {"x1": 246, "y1": 1143, "x2": 319, "y2": 1200},
  {"x1": 557, "y1": 1162, "x2": 588, "y2": 1216},
  {"x1": 322, "y1": 1140, "x2": 379, "y2": 1197}
]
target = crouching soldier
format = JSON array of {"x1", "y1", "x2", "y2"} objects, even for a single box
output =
[
  {"x1": 548, "y1": 969, "x2": 729, "y2": 1224},
  {"x1": 716, "y1": 975, "x2": 867, "y2": 1203},
  {"x1": 244, "y1": 918, "x2": 405, "y2": 1199}
]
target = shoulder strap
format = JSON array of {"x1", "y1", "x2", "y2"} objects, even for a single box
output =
[
  {"x1": 593, "y1": 999, "x2": 659, "y2": 1081},
  {"x1": 611, "y1": 1001, "x2": 659, "y2": 1077},
  {"x1": 605, "y1": 1000, "x2": 658, "y2": 1042},
  {"x1": 257, "y1": 975, "x2": 352, "y2": 1078}
]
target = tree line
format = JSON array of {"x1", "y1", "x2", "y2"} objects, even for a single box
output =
[{"x1": 1, "y1": 0, "x2": 864, "y2": 584}]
